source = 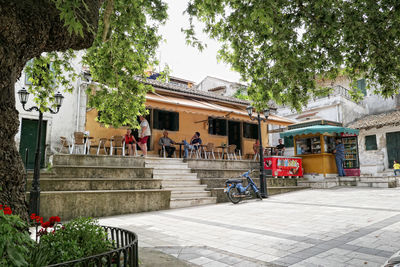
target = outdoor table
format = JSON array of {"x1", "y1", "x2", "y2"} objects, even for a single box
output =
[
  {"x1": 216, "y1": 145, "x2": 227, "y2": 159},
  {"x1": 174, "y1": 142, "x2": 185, "y2": 158}
]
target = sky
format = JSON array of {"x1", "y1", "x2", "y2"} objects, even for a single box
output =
[{"x1": 156, "y1": 0, "x2": 241, "y2": 84}]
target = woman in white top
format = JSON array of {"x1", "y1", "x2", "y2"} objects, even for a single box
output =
[{"x1": 138, "y1": 116, "x2": 151, "y2": 157}]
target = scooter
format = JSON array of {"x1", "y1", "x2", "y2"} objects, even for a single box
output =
[{"x1": 224, "y1": 169, "x2": 263, "y2": 204}]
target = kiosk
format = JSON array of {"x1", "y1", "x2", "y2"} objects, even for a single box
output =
[{"x1": 280, "y1": 120, "x2": 359, "y2": 178}]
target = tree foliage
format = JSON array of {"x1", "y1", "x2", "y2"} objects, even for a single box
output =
[
  {"x1": 185, "y1": 0, "x2": 400, "y2": 110},
  {"x1": 26, "y1": 0, "x2": 168, "y2": 128}
]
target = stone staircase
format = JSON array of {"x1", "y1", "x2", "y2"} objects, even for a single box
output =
[
  {"x1": 144, "y1": 158, "x2": 217, "y2": 208},
  {"x1": 186, "y1": 159, "x2": 309, "y2": 202},
  {"x1": 27, "y1": 154, "x2": 170, "y2": 220}
]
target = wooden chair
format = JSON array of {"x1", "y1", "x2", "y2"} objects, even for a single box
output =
[
  {"x1": 204, "y1": 143, "x2": 216, "y2": 160},
  {"x1": 227, "y1": 144, "x2": 237, "y2": 160},
  {"x1": 189, "y1": 144, "x2": 201, "y2": 159},
  {"x1": 110, "y1": 136, "x2": 125, "y2": 155},
  {"x1": 59, "y1": 136, "x2": 71, "y2": 154},
  {"x1": 96, "y1": 138, "x2": 108, "y2": 155},
  {"x1": 71, "y1": 132, "x2": 85, "y2": 154}
]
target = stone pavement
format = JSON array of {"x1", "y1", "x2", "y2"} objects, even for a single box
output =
[{"x1": 99, "y1": 187, "x2": 400, "y2": 266}]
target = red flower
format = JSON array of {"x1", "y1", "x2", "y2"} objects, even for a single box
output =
[
  {"x1": 2, "y1": 206, "x2": 12, "y2": 215},
  {"x1": 41, "y1": 221, "x2": 51, "y2": 228},
  {"x1": 30, "y1": 213, "x2": 36, "y2": 220},
  {"x1": 0, "y1": 204, "x2": 3, "y2": 210}
]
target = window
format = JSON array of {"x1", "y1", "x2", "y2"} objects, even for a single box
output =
[
  {"x1": 365, "y1": 135, "x2": 377, "y2": 150},
  {"x1": 243, "y1": 123, "x2": 258, "y2": 139},
  {"x1": 357, "y1": 79, "x2": 367, "y2": 96},
  {"x1": 208, "y1": 118, "x2": 227, "y2": 136},
  {"x1": 284, "y1": 136, "x2": 294, "y2": 148},
  {"x1": 153, "y1": 109, "x2": 179, "y2": 131}
]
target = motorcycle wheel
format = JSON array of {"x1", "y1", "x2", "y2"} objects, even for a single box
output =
[
  {"x1": 256, "y1": 191, "x2": 263, "y2": 200},
  {"x1": 227, "y1": 187, "x2": 242, "y2": 204}
]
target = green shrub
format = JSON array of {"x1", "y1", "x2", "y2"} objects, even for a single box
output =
[
  {"x1": 37, "y1": 217, "x2": 114, "y2": 265},
  {"x1": 0, "y1": 207, "x2": 35, "y2": 267}
]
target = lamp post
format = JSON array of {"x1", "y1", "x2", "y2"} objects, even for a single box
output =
[
  {"x1": 17, "y1": 87, "x2": 64, "y2": 216},
  {"x1": 246, "y1": 105, "x2": 270, "y2": 198}
]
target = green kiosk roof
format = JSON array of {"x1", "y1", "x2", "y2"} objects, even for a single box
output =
[{"x1": 280, "y1": 125, "x2": 359, "y2": 138}]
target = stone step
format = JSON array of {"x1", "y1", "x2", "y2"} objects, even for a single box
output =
[
  {"x1": 51, "y1": 154, "x2": 146, "y2": 167},
  {"x1": 153, "y1": 173, "x2": 198, "y2": 179},
  {"x1": 27, "y1": 178, "x2": 162, "y2": 191},
  {"x1": 153, "y1": 168, "x2": 192, "y2": 175},
  {"x1": 207, "y1": 186, "x2": 310, "y2": 203},
  {"x1": 27, "y1": 189, "x2": 170, "y2": 221},
  {"x1": 200, "y1": 177, "x2": 298, "y2": 189},
  {"x1": 170, "y1": 197, "x2": 217, "y2": 209},
  {"x1": 359, "y1": 177, "x2": 396, "y2": 182},
  {"x1": 171, "y1": 191, "x2": 211, "y2": 198},
  {"x1": 186, "y1": 159, "x2": 258, "y2": 170},
  {"x1": 145, "y1": 163, "x2": 189, "y2": 169},
  {"x1": 163, "y1": 185, "x2": 208, "y2": 191},
  {"x1": 192, "y1": 168, "x2": 257, "y2": 178},
  {"x1": 52, "y1": 166, "x2": 153, "y2": 178},
  {"x1": 161, "y1": 179, "x2": 201, "y2": 186},
  {"x1": 357, "y1": 182, "x2": 389, "y2": 188},
  {"x1": 144, "y1": 157, "x2": 184, "y2": 163}
]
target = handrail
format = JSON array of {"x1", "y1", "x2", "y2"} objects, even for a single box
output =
[{"x1": 46, "y1": 226, "x2": 138, "y2": 267}]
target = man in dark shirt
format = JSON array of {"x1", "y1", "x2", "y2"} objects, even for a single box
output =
[
  {"x1": 333, "y1": 138, "x2": 346, "y2": 177},
  {"x1": 182, "y1": 132, "x2": 202, "y2": 158},
  {"x1": 275, "y1": 139, "x2": 285, "y2": 156}
]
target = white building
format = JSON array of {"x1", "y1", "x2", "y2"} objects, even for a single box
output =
[
  {"x1": 14, "y1": 53, "x2": 88, "y2": 169},
  {"x1": 196, "y1": 76, "x2": 246, "y2": 97}
]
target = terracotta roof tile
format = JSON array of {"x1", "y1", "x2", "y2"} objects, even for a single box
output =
[{"x1": 347, "y1": 110, "x2": 400, "y2": 130}]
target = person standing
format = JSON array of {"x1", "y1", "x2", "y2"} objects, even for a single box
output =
[
  {"x1": 138, "y1": 116, "x2": 151, "y2": 157},
  {"x1": 159, "y1": 130, "x2": 176, "y2": 158},
  {"x1": 394, "y1": 160, "x2": 400, "y2": 176},
  {"x1": 124, "y1": 129, "x2": 137, "y2": 156},
  {"x1": 333, "y1": 138, "x2": 346, "y2": 177}
]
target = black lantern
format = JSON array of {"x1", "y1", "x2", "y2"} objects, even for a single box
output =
[
  {"x1": 54, "y1": 91, "x2": 64, "y2": 108},
  {"x1": 17, "y1": 87, "x2": 30, "y2": 106}
]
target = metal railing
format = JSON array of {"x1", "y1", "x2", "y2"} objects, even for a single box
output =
[{"x1": 47, "y1": 226, "x2": 138, "y2": 267}]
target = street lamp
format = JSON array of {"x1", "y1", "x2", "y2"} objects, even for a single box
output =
[
  {"x1": 247, "y1": 105, "x2": 270, "y2": 198},
  {"x1": 17, "y1": 87, "x2": 64, "y2": 216}
]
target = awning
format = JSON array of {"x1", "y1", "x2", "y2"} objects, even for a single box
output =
[
  {"x1": 146, "y1": 93, "x2": 294, "y2": 125},
  {"x1": 280, "y1": 125, "x2": 359, "y2": 138}
]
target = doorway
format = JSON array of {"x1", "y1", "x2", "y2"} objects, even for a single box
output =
[
  {"x1": 228, "y1": 121, "x2": 241, "y2": 152},
  {"x1": 386, "y1": 131, "x2": 400, "y2": 168},
  {"x1": 19, "y1": 118, "x2": 47, "y2": 169}
]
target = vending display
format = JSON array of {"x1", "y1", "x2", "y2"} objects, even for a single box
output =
[
  {"x1": 342, "y1": 135, "x2": 360, "y2": 176},
  {"x1": 264, "y1": 157, "x2": 303, "y2": 177}
]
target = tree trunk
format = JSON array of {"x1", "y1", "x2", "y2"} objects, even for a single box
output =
[{"x1": 0, "y1": 0, "x2": 102, "y2": 220}]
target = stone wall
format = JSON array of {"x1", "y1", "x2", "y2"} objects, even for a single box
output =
[{"x1": 358, "y1": 125, "x2": 400, "y2": 175}]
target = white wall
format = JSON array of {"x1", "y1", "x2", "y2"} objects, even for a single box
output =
[
  {"x1": 14, "y1": 52, "x2": 86, "y2": 159},
  {"x1": 196, "y1": 76, "x2": 242, "y2": 96}
]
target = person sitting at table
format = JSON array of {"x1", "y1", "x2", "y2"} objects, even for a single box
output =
[
  {"x1": 124, "y1": 129, "x2": 137, "y2": 156},
  {"x1": 182, "y1": 132, "x2": 202, "y2": 159},
  {"x1": 159, "y1": 130, "x2": 176, "y2": 158},
  {"x1": 274, "y1": 138, "x2": 285, "y2": 156}
]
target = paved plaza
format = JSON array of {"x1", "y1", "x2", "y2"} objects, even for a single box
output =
[{"x1": 99, "y1": 187, "x2": 400, "y2": 266}]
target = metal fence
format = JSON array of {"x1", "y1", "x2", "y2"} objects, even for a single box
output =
[{"x1": 47, "y1": 226, "x2": 138, "y2": 267}]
